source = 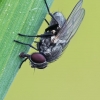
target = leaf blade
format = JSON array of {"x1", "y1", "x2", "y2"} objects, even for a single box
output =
[{"x1": 0, "y1": 0, "x2": 54, "y2": 99}]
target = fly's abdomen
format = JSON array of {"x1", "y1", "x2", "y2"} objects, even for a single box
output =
[{"x1": 50, "y1": 12, "x2": 66, "y2": 27}]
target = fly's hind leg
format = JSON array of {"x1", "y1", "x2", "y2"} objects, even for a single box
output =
[
  {"x1": 44, "y1": 0, "x2": 58, "y2": 25},
  {"x1": 45, "y1": 19, "x2": 49, "y2": 25}
]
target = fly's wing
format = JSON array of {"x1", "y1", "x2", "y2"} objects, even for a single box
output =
[
  {"x1": 58, "y1": 0, "x2": 85, "y2": 49},
  {"x1": 67, "y1": 0, "x2": 84, "y2": 24},
  {"x1": 47, "y1": 0, "x2": 85, "y2": 62}
]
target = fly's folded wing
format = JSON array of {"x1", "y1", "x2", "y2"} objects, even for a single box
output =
[
  {"x1": 46, "y1": 0, "x2": 85, "y2": 62},
  {"x1": 58, "y1": 0, "x2": 85, "y2": 49}
]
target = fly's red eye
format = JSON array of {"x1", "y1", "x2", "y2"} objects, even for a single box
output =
[{"x1": 31, "y1": 53, "x2": 46, "y2": 63}]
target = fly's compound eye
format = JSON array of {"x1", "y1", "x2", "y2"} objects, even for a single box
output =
[
  {"x1": 30, "y1": 53, "x2": 48, "y2": 69},
  {"x1": 31, "y1": 53, "x2": 46, "y2": 63}
]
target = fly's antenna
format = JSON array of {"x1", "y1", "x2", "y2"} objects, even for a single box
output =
[{"x1": 32, "y1": 68, "x2": 36, "y2": 76}]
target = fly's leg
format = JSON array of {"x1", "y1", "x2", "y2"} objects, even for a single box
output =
[
  {"x1": 18, "y1": 52, "x2": 30, "y2": 68},
  {"x1": 19, "y1": 58, "x2": 28, "y2": 68},
  {"x1": 18, "y1": 33, "x2": 53, "y2": 37},
  {"x1": 45, "y1": 19, "x2": 49, "y2": 25},
  {"x1": 44, "y1": 0, "x2": 61, "y2": 33},
  {"x1": 19, "y1": 52, "x2": 30, "y2": 58},
  {"x1": 44, "y1": 0, "x2": 59, "y2": 25},
  {"x1": 14, "y1": 40, "x2": 38, "y2": 51}
]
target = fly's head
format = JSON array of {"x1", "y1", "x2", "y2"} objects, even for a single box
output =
[
  {"x1": 19, "y1": 52, "x2": 48, "y2": 69},
  {"x1": 30, "y1": 52, "x2": 48, "y2": 69}
]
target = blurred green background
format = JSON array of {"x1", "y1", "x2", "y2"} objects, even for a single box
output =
[{"x1": 5, "y1": 0, "x2": 100, "y2": 100}]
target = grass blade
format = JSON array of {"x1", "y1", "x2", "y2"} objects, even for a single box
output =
[{"x1": 0, "y1": 0, "x2": 53, "y2": 99}]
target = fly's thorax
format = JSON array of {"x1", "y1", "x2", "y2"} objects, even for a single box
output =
[{"x1": 29, "y1": 52, "x2": 48, "y2": 69}]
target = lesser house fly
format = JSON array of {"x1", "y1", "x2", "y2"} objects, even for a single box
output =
[{"x1": 14, "y1": 0, "x2": 85, "y2": 69}]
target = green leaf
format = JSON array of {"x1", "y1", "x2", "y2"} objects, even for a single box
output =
[{"x1": 0, "y1": 0, "x2": 53, "y2": 99}]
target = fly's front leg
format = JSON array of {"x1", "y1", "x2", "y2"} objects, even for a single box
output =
[
  {"x1": 18, "y1": 33, "x2": 45, "y2": 37},
  {"x1": 19, "y1": 58, "x2": 28, "y2": 68},
  {"x1": 19, "y1": 52, "x2": 30, "y2": 68}
]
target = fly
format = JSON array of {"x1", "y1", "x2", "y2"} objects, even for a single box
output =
[{"x1": 14, "y1": 0, "x2": 85, "y2": 69}]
